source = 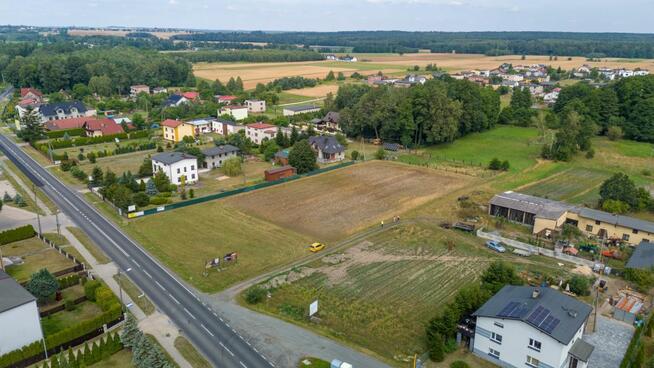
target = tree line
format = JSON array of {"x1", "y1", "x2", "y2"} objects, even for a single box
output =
[
  {"x1": 172, "y1": 31, "x2": 654, "y2": 58},
  {"x1": 1, "y1": 46, "x2": 193, "y2": 94},
  {"x1": 553, "y1": 75, "x2": 654, "y2": 143},
  {"x1": 175, "y1": 49, "x2": 324, "y2": 63},
  {"x1": 333, "y1": 77, "x2": 500, "y2": 146}
]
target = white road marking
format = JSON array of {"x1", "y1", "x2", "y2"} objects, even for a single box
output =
[
  {"x1": 240, "y1": 361, "x2": 247, "y2": 368},
  {"x1": 143, "y1": 270, "x2": 152, "y2": 278},
  {"x1": 219, "y1": 342, "x2": 234, "y2": 357},
  {"x1": 201, "y1": 324, "x2": 214, "y2": 337},
  {"x1": 184, "y1": 307, "x2": 196, "y2": 320},
  {"x1": 155, "y1": 281, "x2": 166, "y2": 291},
  {"x1": 169, "y1": 294, "x2": 180, "y2": 304},
  {"x1": 125, "y1": 267, "x2": 132, "y2": 272}
]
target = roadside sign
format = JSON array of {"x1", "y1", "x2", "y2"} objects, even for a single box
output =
[
  {"x1": 128, "y1": 205, "x2": 136, "y2": 212},
  {"x1": 309, "y1": 300, "x2": 318, "y2": 317}
]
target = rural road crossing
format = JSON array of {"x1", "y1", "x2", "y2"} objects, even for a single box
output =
[{"x1": 0, "y1": 133, "x2": 273, "y2": 368}]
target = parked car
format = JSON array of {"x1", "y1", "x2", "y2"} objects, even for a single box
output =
[
  {"x1": 309, "y1": 242, "x2": 325, "y2": 252},
  {"x1": 486, "y1": 240, "x2": 506, "y2": 253}
]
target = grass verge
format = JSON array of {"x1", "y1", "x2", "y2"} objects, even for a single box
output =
[
  {"x1": 67, "y1": 226, "x2": 111, "y2": 264},
  {"x1": 114, "y1": 273, "x2": 155, "y2": 315},
  {"x1": 174, "y1": 336, "x2": 211, "y2": 368}
]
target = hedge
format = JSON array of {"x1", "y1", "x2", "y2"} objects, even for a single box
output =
[
  {"x1": 45, "y1": 128, "x2": 85, "y2": 139},
  {"x1": 0, "y1": 225, "x2": 36, "y2": 245}
]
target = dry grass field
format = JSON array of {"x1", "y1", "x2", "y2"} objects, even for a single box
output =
[
  {"x1": 225, "y1": 160, "x2": 474, "y2": 241},
  {"x1": 285, "y1": 84, "x2": 340, "y2": 97}
]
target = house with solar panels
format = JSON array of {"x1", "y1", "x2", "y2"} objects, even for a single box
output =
[{"x1": 472, "y1": 285, "x2": 594, "y2": 368}]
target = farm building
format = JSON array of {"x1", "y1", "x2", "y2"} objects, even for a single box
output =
[
  {"x1": 202, "y1": 145, "x2": 239, "y2": 169},
  {"x1": 308, "y1": 136, "x2": 345, "y2": 163},
  {"x1": 264, "y1": 166, "x2": 296, "y2": 182},
  {"x1": 219, "y1": 105, "x2": 249, "y2": 121},
  {"x1": 489, "y1": 191, "x2": 654, "y2": 246},
  {"x1": 161, "y1": 119, "x2": 195, "y2": 143},
  {"x1": 625, "y1": 241, "x2": 654, "y2": 269},
  {"x1": 244, "y1": 99, "x2": 266, "y2": 113},
  {"x1": 152, "y1": 152, "x2": 198, "y2": 184},
  {"x1": 282, "y1": 105, "x2": 321, "y2": 116},
  {"x1": 0, "y1": 270, "x2": 43, "y2": 355},
  {"x1": 83, "y1": 118, "x2": 124, "y2": 137},
  {"x1": 473, "y1": 286, "x2": 594, "y2": 368}
]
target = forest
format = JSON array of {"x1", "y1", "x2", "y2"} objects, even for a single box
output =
[
  {"x1": 172, "y1": 31, "x2": 654, "y2": 58},
  {"x1": 331, "y1": 78, "x2": 500, "y2": 146},
  {"x1": 553, "y1": 75, "x2": 654, "y2": 143},
  {"x1": 0, "y1": 46, "x2": 193, "y2": 93}
]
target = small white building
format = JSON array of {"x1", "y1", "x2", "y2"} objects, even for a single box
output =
[
  {"x1": 244, "y1": 99, "x2": 266, "y2": 113},
  {"x1": 219, "y1": 105, "x2": 249, "y2": 121},
  {"x1": 186, "y1": 118, "x2": 214, "y2": 135},
  {"x1": 202, "y1": 144, "x2": 240, "y2": 169},
  {"x1": 151, "y1": 152, "x2": 198, "y2": 185},
  {"x1": 282, "y1": 105, "x2": 321, "y2": 117},
  {"x1": 0, "y1": 270, "x2": 44, "y2": 355},
  {"x1": 212, "y1": 119, "x2": 244, "y2": 137},
  {"x1": 130, "y1": 85, "x2": 150, "y2": 97},
  {"x1": 245, "y1": 122, "x2": 278, "y2": 145},
  {"x1": 472, "y1": 286, "x2": 594, "y2": 368}
]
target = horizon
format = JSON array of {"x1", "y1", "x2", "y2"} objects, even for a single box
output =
[{"x1": 1, "y1": 0, "x2": 652, "y2": 33}]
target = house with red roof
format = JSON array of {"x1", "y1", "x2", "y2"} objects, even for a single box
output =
[
  {"x1": 20, "y1": 88, "x2": 43, "y2": 102},
  {"x1": 83, "y1": 119, "x2": 125, "y2": 137},
  {"x1": 215, "y1": 95, "x2": 237, "y2": 104},
  {"x1": 161, "y1": 119, "x2": 195, "y2": 143},
  {"x1": 45, "y1": 117, "x2": 94, "y2": 131},
  {"x1": 181, "y1": 91, "x2": 200, "y2": 101}
]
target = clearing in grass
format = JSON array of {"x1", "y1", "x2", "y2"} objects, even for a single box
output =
[{"x1": 225, "y1": 160, "x2": 474, "y2": 241}]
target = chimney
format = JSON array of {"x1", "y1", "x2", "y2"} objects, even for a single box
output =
[{"x1": 532, "y1": 289, "x2": 540, "y2": 299}]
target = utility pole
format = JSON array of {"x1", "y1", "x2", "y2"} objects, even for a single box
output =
[
  {"x1": 55, "y1": 210, "x2": 61, "y2": 236},
  {"x1": 33, "y1": 184, "x2": 42, "y2": 235},
  {"x1": 116, "y1": 269, "x2": 125, "y2": 313},
  {"x1": 593, "y1": 237, "x2": 605, "y2": 333}
]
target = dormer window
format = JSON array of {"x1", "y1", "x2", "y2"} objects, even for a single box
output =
[{"x1": 56, "y1": 109, "x2": 64, "y2": 114}]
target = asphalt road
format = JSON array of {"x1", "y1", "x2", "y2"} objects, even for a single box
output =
[{"x1": 0, "y1": 134, "x2": 274, "y2": 368}]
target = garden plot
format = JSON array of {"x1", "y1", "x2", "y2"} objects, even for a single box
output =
[{"x1": 520, "y1": 167, "x2": 611, "y2": 204}]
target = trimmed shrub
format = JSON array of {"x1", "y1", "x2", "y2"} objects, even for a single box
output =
[
  {"x1": 0, "y1": 225, "x2": 36, "y2": 245},
  {"x1": 64, "y1": 298, "x2": 75, "y2": 311},
  {"x1": 46, "y1": 128, "x2": 85, "y2": 139}
]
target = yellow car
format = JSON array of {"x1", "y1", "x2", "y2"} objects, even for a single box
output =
[{"x1": 309, "y1": 242, "x2": 325, "y2": 252}]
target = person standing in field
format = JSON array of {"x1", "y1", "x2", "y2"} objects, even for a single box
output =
[{"x1": 381, "y1": 220, "x2": 384, "y2": 228}]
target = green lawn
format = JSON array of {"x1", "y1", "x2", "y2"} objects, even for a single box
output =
[
  {"x1": 3, "y1": 159, "x2": 58, "y2": 213},
  {"x1": 3, "y1": 237, "x2": 77, "y2": 282},
  {"x1": 41, "y1": 301, "x2": 104, "y2": 336},
  {"x1": 174, "y1": 336, "x2": 211, "y2": 368},
  {"x1": 124, "y1": 201, "x2": 311, "y2": 292},
  {"x1": 298, "y1": 357, "x2": 331, "y2": 368},
  {"x1": 89, "y1": 349, "x2": 133, "y2": 368},
  {"x1": 403, "y1": 126, "x2": 542, "y2": 172}
]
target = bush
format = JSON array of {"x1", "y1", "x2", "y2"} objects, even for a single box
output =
[
  {"x1": 45, "y1": 128, "x2": 85, "y2": 139},
  {"x1": 222, "y1": 157, "x2": 243, "y2": 176},
  {"x1": 585, "y1": 148, "x2": 595, "y2": 159},
  {"x1": 607, "y1": 126, "x2": 623, "y2": 141},
  {"x1": 132, "y1": 192, "x2": 150, "y2": 207},
  {"x1": 488, "y1": 158, "x2": 502, "y2": 170},
  {"x1": 350, "y1": 150, "x2": 360, "y2": 161},
  {"x1": 245, "y1": 286, "x2": 267, "y2": 304},
  {"x1": 567, "y1": 275, "x2": 591, "y2": 296},
  {"x1": 95, "y1": 286, "x2": 118, "y2": 311},
  {"x1": 25, "y1": 268, "x2": 59, "y2": 304},
  {"x1": 64, "y1": 298, "x2": 75, "y2": 311},
  {"x1": 374, "y1": 148, "x2": 386, "y2": 160},
  {"x1": 0, "y1": 224, "x2": 36, "y2": 245},
  {"x1": 58, "y1": 274, "x2": 81, "y2": 289},
  {"x1": 450, "y1": 361, "x2": 470, "y2": 368},
  {"x1": 84, "y1": 280, "x2": 102, "y2": 301},
  {"x1": 149, "y1": 196, "x2": 170, "y2": 205}
]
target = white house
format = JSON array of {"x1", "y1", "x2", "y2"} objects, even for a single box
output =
[
  {"x1": 212, "y1": 119, "x2": 244, "y2": 137},
  {"x1": 617, "y1": 69, "x2": 634, "y2": 78},
  {"x1": 0, "y1": 270, "x2": 44, "y2": 355},
  {"x1": 17, "y1": 101, "x2": 92, "y2": 123},
  {"x1": 202, "y1": 144, "x2": 240, "y2": 169},
  {"x1": 472, "y1": 286, "x2": 594, "y2": 368},
  {"x1": 130, "y1": 85, "x2": 150, "y2": 97},
  {"x1": 245, "y1": 122, "x2": 278, "y2": 145},
  {"x1": 634, "y1": 69, "x2": 650, "y2": 76},
  {"x1": 244, "y1": 99, "x2": 266, "y2": 113},
  {"x1": 219, "y1": 105, "x2": 249, "y2": 121},
  {"x1": 151, "y1": 152, "x2": 198, "y2": 185}
]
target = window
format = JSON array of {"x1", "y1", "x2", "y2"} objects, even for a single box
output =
[
  {"x1": 184, "y1": 167, "x2": 187, "y2": 173},
  {"x1": 633, "y1": 229, "x2": 639, "y2": 234},
  {"x1": 623, "y1": 234, "x2": 630, "y2": 241},
  {"x1": 489, "y1": 348, "x2": 500, "y2": 359},
  {"x1": 526, "y1": 356, "x2": 539, "y2": 368},
  {"x1": 644, "y1": 239, "x2": 651, "y2": 243},
  {"x1": 191, "y1": 165, "x2": 195, "y2": 170},
  {"x1": 191, "y1": 174, "x2": 195, "y2": 179},
  {"x1": 494, "y1": 322, "x2": 504, "y2": 328},
  {"x1": 490, "y1": 332, "x2": 502, "y2": 344},
  {"x1": 586, "y1": 225, "x2": 593, "y2": 232},
  {"x1": 177, "y1": 168, "x2": 180, "y2": 174},
  {"x1": 528, "y1": 338, "x2": 542, "y2": 352},
  {"x1": 595, "y1": 220, "x2": 601, "y2": 225}
]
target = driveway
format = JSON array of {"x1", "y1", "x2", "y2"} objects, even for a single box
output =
[{"x1": 584, "y1": 315, "x2": 634, "y2": 368}]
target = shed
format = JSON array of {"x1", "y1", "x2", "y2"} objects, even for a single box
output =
[
  {"x1": 264, "y1": 166, "x2": 296, "y2": 182},
  {"x1": 613, "y1": 295, "x2": 644, "y2": 324}
]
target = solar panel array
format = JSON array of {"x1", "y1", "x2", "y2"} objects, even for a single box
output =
[
  {"x1": 497, "y1": 301, "x2": 529, "y2": 318},
  {"x1": 526, "y1": 305, "x2": 561, "y2": 333}
]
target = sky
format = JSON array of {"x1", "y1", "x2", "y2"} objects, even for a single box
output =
[{"x1": 0, "y1": 0, "x2": 653, "y2": 33}]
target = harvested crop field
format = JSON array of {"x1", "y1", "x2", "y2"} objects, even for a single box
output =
[
  {"x1": 224, "y1": 161, "x2": 473, "y2": 241},
  {"x1": 285, "y1": 84, "x2": 340, "y2": 97}
]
